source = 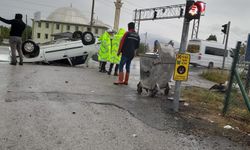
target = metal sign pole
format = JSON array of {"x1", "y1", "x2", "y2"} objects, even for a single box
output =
[
  {"x1": 222, "y1": 21, "x2": 230, "y2": 69},
  {"x1": 90, "y1": 0, "x2": 95, "y2": 29},
  {"x1": 173, "y1": 0, "x2": 191, "y2": 112}
]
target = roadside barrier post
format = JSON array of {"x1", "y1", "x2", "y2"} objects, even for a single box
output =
[
  {"x1": 234, "y1": 69, "x2": 250, "y2": 111},
  {"x1": 223, "y1": 41, "x2": 241, "y2": 115}
]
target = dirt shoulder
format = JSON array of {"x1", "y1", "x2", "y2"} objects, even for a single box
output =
[{"x1": 179, "y1": 86, "x2": 250, "y2": 146}]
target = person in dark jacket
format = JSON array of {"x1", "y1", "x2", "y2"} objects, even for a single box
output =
[
  {"x1": 0, "y1": 14, "x2": 26, "y2": 65},
  {"x1": 114, "y1": 22, "x2": 140, "y2": 85}
]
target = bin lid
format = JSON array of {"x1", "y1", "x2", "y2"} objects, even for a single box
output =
[{"x1": 140, "y1": 52, "x2": 159, "y2": 58}]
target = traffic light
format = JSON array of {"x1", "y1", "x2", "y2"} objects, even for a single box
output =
[
  {"x1": 185, "y1": 1, "x2": 206, "y2": 21},
  {"x1": 153, "y1": 10, "x2": 157, "y2": 19},
  {"x1": 221, "y1": 24, "x2": 228, "y2": 34},
  {"x1": 180, "y1": 8, "x2": 184, "y2": 17}
]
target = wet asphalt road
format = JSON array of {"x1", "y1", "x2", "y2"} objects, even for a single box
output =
[{"x1": 0, "y1": 47, "x2": 247, "y2": 149}]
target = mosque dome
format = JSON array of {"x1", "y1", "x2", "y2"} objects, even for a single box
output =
[{"x1": 47, "y1": 7, "x2": 89, "y2": 24}]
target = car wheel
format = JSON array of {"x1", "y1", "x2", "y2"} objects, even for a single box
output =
[
  {"x1": 81, "y1": 31, "x2": 95, "y2": 45},
  {"x1": 137, "y1": 82, "x2": 143, "y2": 95},
  {"x1": 208, "y1": 62, "x2": 214, "y2": 69},
  {"x1": 149, "y1": 84, "x2": 159, "y2": 97},
  {"x1": 22, "y1": 40, "x2": 40, "y2": 58},
  {"x1": 72, "y1": 31, "x2": 82, "y2": 40},
  {"x1": 164, "y1": 83, "x2": 170, "y2": 96}
]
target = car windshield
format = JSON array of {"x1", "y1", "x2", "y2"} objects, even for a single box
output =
[{"x1": 187, "y1": 44, "x2": 200, "y2": 53}]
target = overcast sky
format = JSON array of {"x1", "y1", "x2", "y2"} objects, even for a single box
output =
[{"x1": 0, "y1": 0, "x2": 249, "y2": 48}]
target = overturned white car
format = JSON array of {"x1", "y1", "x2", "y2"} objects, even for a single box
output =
[{"x1": 20, "y1": 31, "x2": 99, "y2": 66}]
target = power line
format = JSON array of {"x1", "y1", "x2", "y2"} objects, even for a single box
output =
[
  {"x1": 123, "y1": 0, "x2": 143, "y2": 8},
  {"x1": 96, "y1": 0, "x2": 133, "y2": 15},
  {"x1": 2, "y1": 0, "x2": 92, "y2": 17},
  {"x1": 8, "y1": 0, "x2": 91, "y2": 14},
  {"x1": 10, "y1": 0, "x2": 61, "y2": 9}
]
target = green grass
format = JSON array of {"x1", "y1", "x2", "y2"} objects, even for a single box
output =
[
  {"x1": 182, "y1": 87, "x2": 250, "y2": 132},
  {"x1": 200, "y1": 69, "x2": 229, "y2": 83}
]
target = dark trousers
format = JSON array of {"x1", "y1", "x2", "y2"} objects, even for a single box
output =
[
  {"x1": 119, "y1": 56, "x2": 132, "y2": 73},
  {"x1": 9, "y1": 36, "x2": 23, "y2": 64},
  {"x1": 108, "y1": 63, "x2": 119, "y2": 75},
  {"x1": 99, "y1": 61, "x2": 107, "y2": 72}
]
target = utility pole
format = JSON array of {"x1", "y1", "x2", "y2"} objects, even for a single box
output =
[
  {"x1": 222, "y1": 21, "x2": 230, "y2": 69},
  {"x1": 222, "y1": 34, "x2": 226, "y2": 44},
  {"x1": 173, "y1": 0, "x2": 192, "y2": 112},
  {"x1": 113, "y1": 0, "x2": 123, "y2": 31},
  {"x1": 25, "y1": 14, "x2": 28, "y2": 40},
  {"x1": 90, "y1": 0, "x2": 95, "y2": 30},
  {"x1": 144, "y1": 32, "x2": 147, "y2": 52}
]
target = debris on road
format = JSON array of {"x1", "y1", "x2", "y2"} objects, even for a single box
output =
[
  {"x1": 184, "y1": 102, "x2": 189, "y2": 106},
  {"x1": 224, "y1": 125, "x2": 234, "y2": 130},
  {"x1": 132, "y1": 134, "x2": 137, "y2": 138},
  {"x1": 208, "y1": 119, "x2": 214, "y2": 123}
]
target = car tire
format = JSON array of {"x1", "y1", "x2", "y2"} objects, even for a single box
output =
[
  {"x1": 137, "y1": 82, "x2": 143, "y2": 95},
  {"x1": 72, "y1": 31, "x2": 82, "y2": 40},
  {"x1": 208, "y1": 62, "x2": 214, "y2": 69},
  {"x1": 22, "y1": 40, "x2": 40, "y2": 58},
  {"x1": 164, "y1": 83, "x2": 170, "y2": 96},
  {"x1": 81, "y1": 31, "x2": 95, "y2": 45}
]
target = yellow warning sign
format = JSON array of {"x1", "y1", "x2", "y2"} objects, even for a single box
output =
[{"x1": 173, "y1": 53, "x2": 190, "y2": 81}]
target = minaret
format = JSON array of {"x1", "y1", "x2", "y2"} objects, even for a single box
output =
[{"x1": 113, "y1": 0, "x2": 123, "y2": 31}]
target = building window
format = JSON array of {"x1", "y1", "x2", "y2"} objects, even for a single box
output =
[
  {"x1": 95, "y1": 28, "x2": 98, "y2": 34},
  {"x1": 46, "y1": 23, "x2": 49, "y2": 28},
  {"x1": 45, "y1": 34, "x2": 48, "y2": 39},
  {"x1": 67, "y1": 25, "x2": 70, "y2": 30},
  {"x1": 37, "y1": 33, "x2": 41, "y2": 39},
  {"x1": 56, "y1": 24, "x2": 60, "y2": 30},
  {"x1": 38, "y1": 22, "x2": 41, "y2": 28},
  {"x1": 75, "y1": 26, "x2": 79, "y2": 31}
]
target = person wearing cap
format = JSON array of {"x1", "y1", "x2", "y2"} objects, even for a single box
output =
[
  {"x1": 98, "y1": 29, "x2": 114, "y2": 72},
  {"x1": 0, "y1": 14, "x2": 26, "y2": 65},
  {"x1": 107, "y1": 28, "x2": 125, "y2": 76},
  {"x1": 114, "y1": 22, "x2": 140, "y2": 85}
]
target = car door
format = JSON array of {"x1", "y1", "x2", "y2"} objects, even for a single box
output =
[
  {"x1": 64, "y1": 40, "x2": 86, "y2": 58},
  {"x1": 43, "y1": 41, "x2": 68, "y2": 62}
]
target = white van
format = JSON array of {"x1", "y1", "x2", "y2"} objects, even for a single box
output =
[{"x1": 187, "y1": 39, "x2": 233, "y2": 69}]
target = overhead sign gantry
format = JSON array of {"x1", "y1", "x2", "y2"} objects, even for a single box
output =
[{"x1": 133, "y1": 1, "x2": 205, "y2": 39}]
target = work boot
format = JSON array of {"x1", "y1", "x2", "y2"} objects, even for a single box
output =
[
  {"x1": 123, "y1": 72, "x2": 130, "y2": 85},
  {"x1": 101, "y1": 62, "x2": 107, "y2": 73},
  {"x1": 114, "y1": 72, "x2": 124, "y2": 85},
  {"x1": 107, "y1": 65, "x2": 113, "y2": 75},
  {"x1": 108, "y1": 63, "x2": 114, "y2": 75},
  {"x1": 102, "y1": 69, "x2": 108, "y2": 73},
  {"x1": 10, "y1": 62, "x2": 16, "y2": 66}
]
